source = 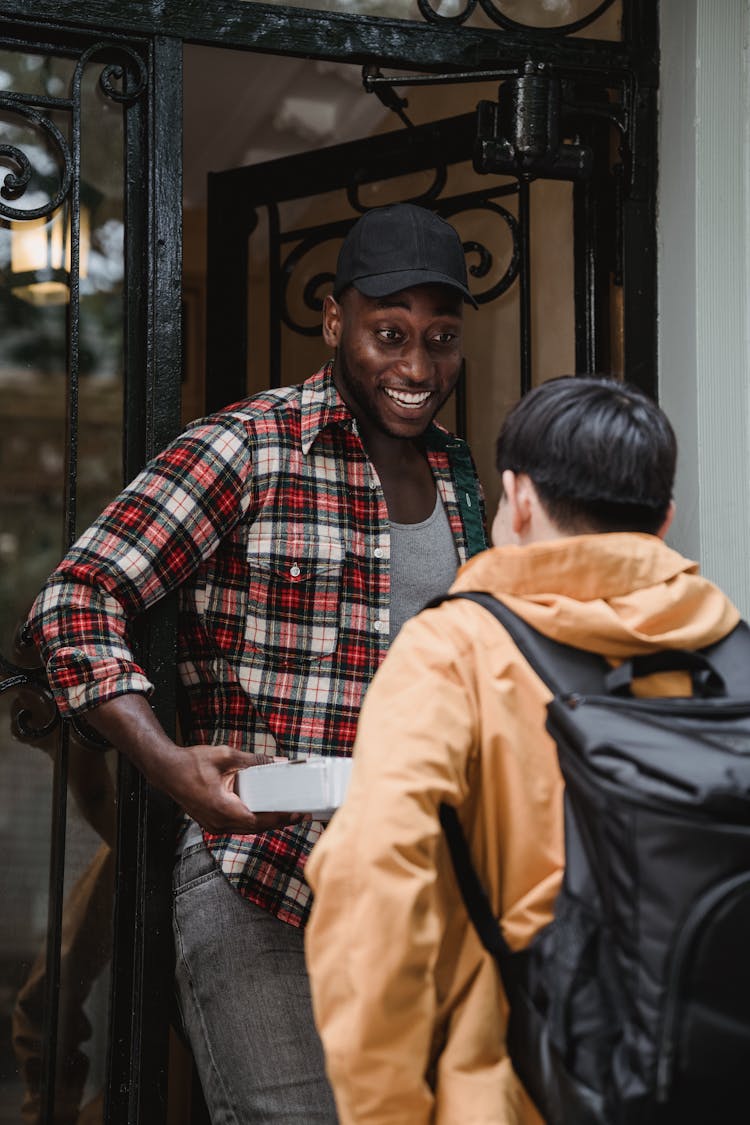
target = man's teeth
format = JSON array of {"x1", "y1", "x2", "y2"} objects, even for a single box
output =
[{"x1": 384, "y1": 388, "x2": 431, "y2": 408}]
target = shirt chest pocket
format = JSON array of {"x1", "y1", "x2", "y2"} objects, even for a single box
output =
[{"x1": 245, "y1": 532, "x2": 345, "y2": 663}]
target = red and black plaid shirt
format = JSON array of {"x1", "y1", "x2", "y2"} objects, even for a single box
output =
[{"x1": 30, "y1": 363, "x2": 486, "y2": 926}]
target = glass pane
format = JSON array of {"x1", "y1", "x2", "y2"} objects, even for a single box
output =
[
  {"x1": 233, "y1": 0, "x2": 623, "y2": 38},
  {"x1": 0, "y1": 43, "x2": 125, "y2": 1124}
]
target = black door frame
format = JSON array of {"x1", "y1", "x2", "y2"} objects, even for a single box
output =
[{"x1": 0, "y1": 3, "x2": 658, "y2": 1121}]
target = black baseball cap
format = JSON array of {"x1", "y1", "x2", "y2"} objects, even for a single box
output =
[{"x1": 332, "y1": 203, "x2": 477, "y2": 308}]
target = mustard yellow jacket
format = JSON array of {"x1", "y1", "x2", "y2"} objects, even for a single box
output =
[{"x1": 305, "y1": 534, "x2": 739, "y2": 1125}]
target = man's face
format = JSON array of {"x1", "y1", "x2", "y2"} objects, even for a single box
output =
[{"x1": 324, "y1": 284, "x2": 464, "y2": 441}]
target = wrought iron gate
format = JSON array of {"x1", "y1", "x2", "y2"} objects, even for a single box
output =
[
  {"x1": 0, "y1": 20, "x2": 182, "y2": 1125},
  {"x1": 0, "y1": 2, "x2": 657, "y2": 1122}
]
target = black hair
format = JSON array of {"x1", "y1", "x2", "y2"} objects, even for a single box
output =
[{"x1": 495, "y1": 376, "x2": 676, "y2": 535}]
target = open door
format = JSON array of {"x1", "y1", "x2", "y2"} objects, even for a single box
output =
[{"x1": 205, "y1": 63, "x2": 655, "y2": 512}]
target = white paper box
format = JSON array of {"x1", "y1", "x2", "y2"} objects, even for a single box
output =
[{"x1": 236, "y1": 755, "x2": 353, "y2": 820}]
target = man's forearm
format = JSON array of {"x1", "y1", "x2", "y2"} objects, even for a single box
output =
[
  {"x1": 86, "y1": 693, "x2": 306, "y2": 835},
  {"x1": 86, "y1": 693, "x2": 181, "y2": 795}
]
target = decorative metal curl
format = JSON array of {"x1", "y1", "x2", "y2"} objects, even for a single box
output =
[
  {"x1": 417, "y1": 0, "x2": 479, "y2": 25},
  {"x1": 441, "y1": 197, "x2": 521, "y2": 304},
  {"x1": 464, "y1": 239, "x2": 492, "y2": 279},
  {"x1": 346, "y1": 165, "x2": 447, "y2": 215},
  {"x1": 0, "y1": 628, "x2": 110, "y2": 749},
  {"x1": 60, "y1": 41, "x2": 149, "y2": 107},
  {"x1": 280, "y1": 231, "x2": 339, "y2": 336},
  {"x1": 98, "y1": 54, "x2": 148, "y2": 105},
  {"x1": 1, "y1": 633, "x2": 60, "y2": 742},
  {"x1": 0, "y1": 101, "x2": 72, "y2": 221},
  {"x1": 302, "y1": 271, "x2": 336, "y2": 316},
  {"x1": 0, "y1": 144, "x2": 30, "y2": 200},
  {"x1": 418, "y1": 0, "x2": 617, "y2": 35},
  {"x1": 12, "y1": 687, "x2": 60, "y2": 742}
]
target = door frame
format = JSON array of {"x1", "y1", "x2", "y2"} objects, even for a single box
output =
[{"x1": 2, "y1": 0, "x2": 656, "y2": 76}]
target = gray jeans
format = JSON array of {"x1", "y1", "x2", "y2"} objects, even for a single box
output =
[{"x1": 173, "y1": 841, "x2": 338, "y2": 1124}]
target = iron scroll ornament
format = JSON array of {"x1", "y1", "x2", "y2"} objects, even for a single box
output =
[
  {"x1": 416, "y1": 0, "x2": 619, "y2": 34},
  {"x1": 0, "y1": 627, "x2": 110, "y2": 748},
  {"x1": 0, "y1": 102, "x2": 71, "y2": 222},
  {"x1": 0, "y1": 42, "x2": 147, "y2": 223},
  {"x1": 278, "y1": 190, "x2": 521, "y2": 337}
]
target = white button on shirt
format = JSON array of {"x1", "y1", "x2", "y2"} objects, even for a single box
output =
[
  {"x1": 374, "y1": 547, "x2": 385, "y2": 559},
  {"x1": 373, "y1": 619, "x2": 387, "y2": 633}
]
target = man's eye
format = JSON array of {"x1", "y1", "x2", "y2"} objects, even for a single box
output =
[
  {"x1": 378, "y1": 328, "x2": 402, "y2": 342},
  {"x1": 434, "y1": 332, "x2": 457, "y2": 345}
]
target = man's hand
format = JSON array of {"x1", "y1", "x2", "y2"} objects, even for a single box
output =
[
  {"x1": 151, "y1": 742, "x2": 306, "y2": 834},
  {"x1": 87, "y1": 694, "x2": 306, "y2": 834}
]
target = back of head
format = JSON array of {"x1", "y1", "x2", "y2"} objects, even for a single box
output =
[{"x1": 495, "y1": 376, "x2": 676, "y2": 535}]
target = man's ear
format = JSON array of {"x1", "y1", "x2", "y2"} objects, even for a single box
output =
[
  {"x1": 322, "y1": 294, "x2": 342, "y2": 349},
  {"x1": 501, "y1": 469, "x2": 533, "y2": 539},
  {"x1": 656, "y1": 499, "x2": 676, "y2": 540}
]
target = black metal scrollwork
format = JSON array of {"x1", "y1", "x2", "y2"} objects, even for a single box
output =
[
  {"x1": 443, "y1": 195, "x2": 521, "y2": 304},
  {"x1": 418, "y1": 0, "x2": 617, "y2": 34},
  {"x1": 278, "y1": 185, "x2": 521, "y2": 333},
  {"x1": 91, "y1": 46, "x2": 148, "y2": 105},
  {"x1": 0, "y1": 625, "x2": 59, "y2": 742},
  {"x1": 0, "y1": 142, "x2": 30, "y2": 200},
  {"x1": 417, "y1": 0, "x2": 478, "y2": 26},
  {"x1": 0, "y1": 627, "x2": 110, "y2": 749},
  {"x1": 280, "y1": 230, "x2": 338, "y2": 336},
  {"x1": 0, "y1": 101, "x2": 72, "y2": 220},
  {"x1": 0, "y1": 42, "x2": 147, "y2": 227}
]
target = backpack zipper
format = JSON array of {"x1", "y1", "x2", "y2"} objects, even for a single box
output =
[{"x1": 655, "y1": 870, "x2": 750, "y2": 1101}]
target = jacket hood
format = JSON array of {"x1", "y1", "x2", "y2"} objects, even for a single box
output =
[{"x1": 452, "y1": 533, "x2": 739, "y2": 659}]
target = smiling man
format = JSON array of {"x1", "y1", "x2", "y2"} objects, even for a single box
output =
[{"x1": 27, "y1": 203, "x2": 487, "y2": 1123}]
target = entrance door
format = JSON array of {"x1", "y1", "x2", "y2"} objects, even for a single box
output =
[{"x1": 204, "y1": 44, "x2": 655, "y2": 518}]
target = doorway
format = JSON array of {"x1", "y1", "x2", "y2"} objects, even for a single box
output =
[{"x1": 184, "y1": 38, "x2": 623, "y2": 519}]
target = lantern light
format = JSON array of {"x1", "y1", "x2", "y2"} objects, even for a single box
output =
[{"x1": 9, "y1": 195, "x2": 93, "y2": 307}]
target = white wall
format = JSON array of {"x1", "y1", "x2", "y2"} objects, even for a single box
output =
[{"x1": 658, "y1": 0, "x2": 750, "y2": 618}]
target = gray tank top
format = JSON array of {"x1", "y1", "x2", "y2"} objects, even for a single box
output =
[{"x1": 389, "y1": 495, "x2": 459, "y2": 642}]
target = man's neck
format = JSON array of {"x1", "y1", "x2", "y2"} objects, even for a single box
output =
[{"x1": 358, "y1": 427, "x2": 436, "y2": 524}]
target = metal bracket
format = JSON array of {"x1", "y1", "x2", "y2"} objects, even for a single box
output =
[
  {"x1": 363, "y1": 63, "x2": 601, "y2": 183},
  {"x1": 474, "y1": 63, "x2": 592, "y2": 181}
]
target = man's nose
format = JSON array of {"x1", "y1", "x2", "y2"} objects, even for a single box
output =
[{"x1": 397, "y1": 344, "x2": 433, "y2": 384}]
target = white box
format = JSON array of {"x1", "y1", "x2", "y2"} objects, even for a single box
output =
[{"x1": 236, "y1": 755, "x2": 353, "y2": 820}]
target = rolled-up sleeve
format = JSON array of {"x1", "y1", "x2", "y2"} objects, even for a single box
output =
[{"x1": 29, "y1": 418, "x2": 254, "y2": 716}]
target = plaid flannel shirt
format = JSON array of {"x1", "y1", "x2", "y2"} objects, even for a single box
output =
[{"x1": 30, "y1": 362, "x2": 487, "y2": 926}]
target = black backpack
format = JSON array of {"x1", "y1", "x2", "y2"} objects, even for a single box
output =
[{"x1": 437, "y1": 591, "x2": 750, "y2": 1125}]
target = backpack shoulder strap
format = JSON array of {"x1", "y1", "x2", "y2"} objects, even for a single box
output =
[
  {"x1": 430, "y1": 590, "x2": 609, "y2": 696},
  {"x1": 699, "y1": 621, "x2": 750, "y2": 697},
  {"x1": 439, "y1": 802, "x2": 513, "y2": 970}
]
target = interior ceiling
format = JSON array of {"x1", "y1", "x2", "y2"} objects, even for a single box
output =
[{"x1": 183, "y1": 45, "x2": 390, "y2": 208}]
